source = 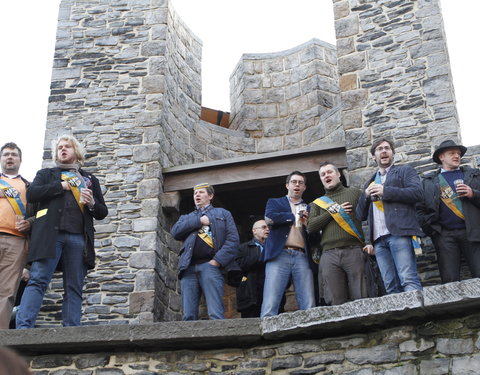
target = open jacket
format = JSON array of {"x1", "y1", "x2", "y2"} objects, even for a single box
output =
[
  {"x1": 26, "y1": 167, "x2": 108, "y2": 269},
  {"x1": 236, "y1": 239, "x2": 265, "y2": 312},
  {"x1": 356, "y1": 164, "x2": 424, "y2": 242},
  {"x1": 261, "y1": 196, "x2": 311, "y2": 262},
  {"x1": 417, "y1": 166, "x2": 480, "y2": 241},
  {"x1": 171, "y1": 206, "x2": 241, "y2": 285}
]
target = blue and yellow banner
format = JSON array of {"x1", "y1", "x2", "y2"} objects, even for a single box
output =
[
  {"x1": 313, "y1": 196, "x2": 364, "y2": 244},
  {"x1": 61, "y1": 171, "x2": 86, "y2": 212},
  {"x1": 0, "y1": 179, "x2": 27, "y2": 218},
  {"x1": 438, "y1": 173, "x2": 464, "y2": 220}
]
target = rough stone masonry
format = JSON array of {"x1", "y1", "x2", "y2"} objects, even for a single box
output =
[{"x1": 33, "y1": 0, "x2": 476, "y2": 328}]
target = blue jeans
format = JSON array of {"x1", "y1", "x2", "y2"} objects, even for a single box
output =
[
  {"x1": 180, "y1": 262, "x2": 224, "y2": 320},
  {"x1": 16, "y1": 232, "x2": 88, "y2": 328},
  {"x1": 374, "y1": 235, "x2": 422, "y2": 294},
  {"x1": 261, "y1": 249, "x2": 315, "y2": 317}
]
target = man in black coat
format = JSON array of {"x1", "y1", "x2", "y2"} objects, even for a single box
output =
[
  {"x1": 417, "y1": 139, "x2": 480, "y2": 283},
  {"x1": 16, "y1": 135, "x2": 107, "y2": 328},
  {"x1": 236, "y1": 220, "x2": 270, "y2": 318}
]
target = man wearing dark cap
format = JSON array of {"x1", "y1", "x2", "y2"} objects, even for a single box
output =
[
  {"x1": 171, "y1": 183, "x2": 240, "y2": 320},
  {"x1": 417, "y1": 140, "x2": 480, "y2": 283}
]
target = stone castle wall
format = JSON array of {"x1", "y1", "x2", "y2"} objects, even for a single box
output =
[
  {"x1": 4, "y1": 281, "x2": 480, "y2": 374},
  {"x1": 229, "y1": 39, "x2": 344, "y2": 151},
  {"x1": 335, "y1": 0, "x2": 460, "y2": 186},
  {"x1": 33, "y1": 0, "x2": 473, "y2": 326}
]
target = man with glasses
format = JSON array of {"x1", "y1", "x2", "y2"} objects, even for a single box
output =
[
  {"x1": 0, "y1": 142, "x2": 33, "y2": 329},
  {"x1": 356, "y1": 138, "x2": 424, "y2": 294},
  {"x1": 236, "y1": 219, "x2": 270, "y2": 318},
  {"x1": 260, "y1": 171, "x2": 315, "y2": 317}
]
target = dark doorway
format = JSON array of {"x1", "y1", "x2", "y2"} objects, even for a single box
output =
[{"x1": 177, "y1": 169, "x2": 348, "y2": 242}]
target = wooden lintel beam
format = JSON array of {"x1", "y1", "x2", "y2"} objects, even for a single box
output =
[{"x1": 163, "y1": 149, "x2": 346, "y2": 192}]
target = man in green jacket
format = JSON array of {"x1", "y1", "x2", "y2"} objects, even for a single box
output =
[{"x1": 308, "y1": 162, "x2": 371, "y2": 305}]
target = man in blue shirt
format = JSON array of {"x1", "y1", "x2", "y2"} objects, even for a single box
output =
[
  {"x1": 260, "y1": 171, "x2": 315, "y2": 317},
  {"x1": 417, "y1": 140, "x2": 480, "y2": 283}
]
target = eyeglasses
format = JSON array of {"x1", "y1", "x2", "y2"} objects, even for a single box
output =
[
  {"x1": 375, "y1": 146, "x2": 392, "y2": 152},
  {"x1": 253, "y1": 225, "x2": 268, "y2": 230},
  {"x1": 289, "y1": 180, "x2": 305, "y2": 185}
]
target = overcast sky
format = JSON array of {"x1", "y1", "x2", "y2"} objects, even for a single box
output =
[{"x1": 1, "y1": 0, "x2": 478, "y2": 181}]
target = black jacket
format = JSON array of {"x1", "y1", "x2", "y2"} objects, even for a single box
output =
[
  {"x1": 417, "y1": 166, "x2": 480, "y2": 241},
  {"x1": 27, "y1": 167, "x2": 108, "y2": 269},
  {"x1": 236, "y1": 239, "x2": 265, "y2": 312}
]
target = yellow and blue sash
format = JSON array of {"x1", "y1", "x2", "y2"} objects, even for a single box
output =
[
  {"x1": 198, "y1": 225, "x2": 214, "y2": 248},
  {"x1": 438, "y1": 173, "x2": 464, "y2": 220},
  {"x1": 369, "y1": 173, "x2": 422, "y2": 255},
  {"x1": 61, "y1": 171, "x2": 86, "y2": 212},
  {"x1": 0, "y1": 178, "x2": 27, "y2": 218},
  {"x1": 313, "y1": 196, "x2": 364, "y2": 244},
  {"x1": 369, "y1": 172, "x2": 384, "y2": 212}
]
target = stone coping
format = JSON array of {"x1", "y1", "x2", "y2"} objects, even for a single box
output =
[{"x1": 1, "y1": 279, "x2": 479, "y2": 355}]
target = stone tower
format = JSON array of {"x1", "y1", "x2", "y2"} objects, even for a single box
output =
[{"x1": 37, "y1": 0, "x2": 461, "y2": 326}]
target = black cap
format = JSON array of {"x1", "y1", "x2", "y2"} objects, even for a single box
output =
[{"x1": 432, "y1": 139, "x2": 467, "y2": 164}]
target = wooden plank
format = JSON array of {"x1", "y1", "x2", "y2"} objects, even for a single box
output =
[{"x1": 164, "y1": 148, "x2": 346, "y2": 192}]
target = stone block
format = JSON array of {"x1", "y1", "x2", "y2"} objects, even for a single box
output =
[
  {"x1": 341, "y1": 89, "x2": 368, "y2": 110},
  {"x1": 343, "y1": 109, "x2": 362, "y2": 130},
  {"x1": 52, "y1": 67, "x2": 82, "y2": 80},
  {"x1": 257, "y1": 137, "x2": 283, "y2": 153},
  {"x1": 436, "y1": 338, "x2": 474, "y2": 355},
  {"x1": 141, "y1": 75, "x2": 165, "y2": 94},
  {"x1": 340, "y1": 73, "x2": 358, "y2": 91},
  {"x1": 333, "y1": 1, "x2": 350, "y2": 20},
  {"x1": 130, "y1": 251, "x2": 155, "y2": 269},
  {"x1": 336, "y1": 15, "x2": 359, "y2": 38},
  {"x1": 399, "y1": 338, "x2": 435, "y2": 353},
  {"x1": 129, "y1": 291, "x2": 155, "y2": 314},
  {"x1": 345, "y1": 344, "x2": 398, "y2": 364},
  {"x1": 257, "y1": 104, "x2": 278, "y2": 119},
  {"x1": 338, "y1": 52, "x2": 366, "y2": 74},
  {"x1": 112, "y1": 236, "x2": 140, "y2": 248},
  {"x1": 419, "y1": 358, "x2": 451, "y2": 375},
  {"x1": 137, "y1": 179, "x2": 160, "y2": 199},
  {"x1": 346, "y1": 148, "x2": 368, "y2": 169},
  {"x1": 132, "y1": 218, "x2": 158, "y2": 232},
  {"x1": 345, "y1": 128, "x2": 370, "y2": 149}
]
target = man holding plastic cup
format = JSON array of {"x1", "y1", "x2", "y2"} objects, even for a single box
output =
[
  {"x1": 0, "y1": 142, "x2": 34, "y2": 329},
  {"x1": 308, "y1": 162, "x2": 370, "y2": 305},
  {"x1": 16, "y1": 135, "x2": 108, "y2": 328},
  {"x1": 260, "y1": 171, "x2": 315, "y2": 317},
  {"x1": 418, "y1": 139, "x2": 480, "y2": 283}
]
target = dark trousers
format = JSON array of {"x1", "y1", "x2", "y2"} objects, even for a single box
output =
[
  {"x1": 432, "y1": 228, "x2": 480, "y2": 283},
  {"x1": 320, "y1": 246, "x2": 367, "y2": 305}
]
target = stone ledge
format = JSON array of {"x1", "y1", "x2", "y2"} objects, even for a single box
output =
[
  {"x1": 2, "y1": 279, "x2": 480, "y2": 355},
  {"x1": 1, "y1": 319, "x2": 262, "y2": 355}
]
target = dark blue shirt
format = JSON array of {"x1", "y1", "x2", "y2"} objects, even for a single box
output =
[{"x1": 438, "y1": 170, "x2": 466, "y2": 230}]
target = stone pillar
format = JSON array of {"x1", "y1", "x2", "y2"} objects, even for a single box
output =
[
  {"x1": 41, "y1": 0, "x2": 202, "y2": 325},
  {"x1": 334, "y1": 0, "x2": 460, "y2": 185}
]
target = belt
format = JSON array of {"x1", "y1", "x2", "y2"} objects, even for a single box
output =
[{"x1": 284, "y1": 246, "x2": 304, "y2": 252}]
